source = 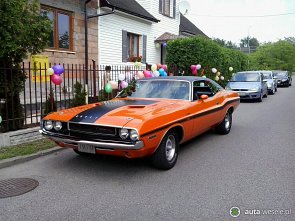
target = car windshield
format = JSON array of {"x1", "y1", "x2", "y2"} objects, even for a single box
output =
[
  {"x1": 123, "y1": 80, "x2": 190, "y2": 100},
  {"x1": 262, "y1": 73, "x2": 272, "y2": 79},
  {"x1": 231, "y1": 73, "x2": 260, "y2": 82},
  {"x1": 273, "y1": 72, "x2": 287, "y2": 78}
]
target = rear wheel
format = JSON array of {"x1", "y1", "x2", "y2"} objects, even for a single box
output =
[
  {"x1": 215, "y1": 111, "x2": 232, "y2": 135},
  {"x1": 150, "y1": 130, "x2": 179, "y2": 170}
]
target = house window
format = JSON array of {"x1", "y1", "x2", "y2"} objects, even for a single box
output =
[
  {"x1": 159, "y1": 0, "x2": 175, "y2": 17},
  {"x1": 41, "y1": 6, "x2": 73, "y2": 50},
  {"x1": 122, "y1": 30, "x2": 146, "y2": 63},
  {"x1": 127, "y1": 33, "x2": 140, "y2": 61}
]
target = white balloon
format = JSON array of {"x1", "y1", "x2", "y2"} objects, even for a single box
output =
[
  {"x1": 118, "y1": 74, "x2": 125, "y2": 81},
  {"x1": 211, "y1": 68, "x2": 217, "y2": 74},
  {"x1": 196, "y1": 64, "x2": 201, "y2": 70},
  {"x1": 153, "y1": 71, "x2": 160, "y2": 77},
  {"x1": 220, "y1": 76, "x2": 225, "y2": 80}
]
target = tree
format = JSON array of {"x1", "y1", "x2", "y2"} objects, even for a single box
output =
[
  {"x1": 0, "y1": 0, "x2": 51, "y2": 131},
  {"x1": 240, "y1": 37, "x2": 260, "y2": 48},
  {"x1": 213, "y1": 38, "x2": 238, "y2": 49},
  {"x1": 249, "y1": 40, "x2": 295, "y2": 72}
]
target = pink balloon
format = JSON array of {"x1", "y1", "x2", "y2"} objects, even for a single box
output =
[
  {"x1": 51, "y1": 74, "x2": 62, "y2": 85},
  {"x1": 161, "y1": 65, "x2": 167, "y2": 70},
  {"x1": 190, "y1": 65, "x2": 197, "y2": 71},
  {"x1": 143, "y1": 70, "x2": 152, "y2": 78},
  {"x1": 192, "y1": 69, "x2": 198, "y2": 75},
  {"x1": 120, "y1": 81, "x2": 128, "y2": 89}
]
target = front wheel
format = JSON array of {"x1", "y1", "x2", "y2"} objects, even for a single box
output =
[
  {"x1": 150, "y1": 130, "x2": 179, "y2": 170},
  {"x1": 215, "y1": 111, "x2": 232, "y2": 135}
]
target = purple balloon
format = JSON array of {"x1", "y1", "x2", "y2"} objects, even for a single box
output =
[
  {"x1": 162, "y1": 42, "x2": 167, "y2": 47},
  {"x1": 52, "y1": 65, "x2": 64, "y2": 75}
]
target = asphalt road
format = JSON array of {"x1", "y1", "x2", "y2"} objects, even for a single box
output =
[{"x1": 1, "y1": 86, "x2": 295, "y2": 221}]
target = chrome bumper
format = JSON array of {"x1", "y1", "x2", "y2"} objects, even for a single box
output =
[{"x1": 39, "y1": 129, "x2": 144, "y2": 150}]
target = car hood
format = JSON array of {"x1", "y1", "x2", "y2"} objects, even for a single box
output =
[
  {"x1": 43, "y1": 98, "x2": 179, "y2": 127},
  {"x1": 228, "y1": 82, "x2": 261, "y2": 90}
]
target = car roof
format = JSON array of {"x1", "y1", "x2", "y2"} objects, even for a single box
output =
[
  {"x1": 138, "y1": 76, "x2": 211, "y2": 83},
  {"x1": 235, "y1": 71, "x2": 261, "y2": 74}
]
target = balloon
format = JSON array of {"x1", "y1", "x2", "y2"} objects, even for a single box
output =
[
  {"x1": 190, "y1": 65, "x2": 196, "y2": 71},
  {"x1": 157, "y1": 64, "x2": 162, "y2": 69},
  {"x1": 153, "y1": 71, "x2": 160, "y2": 77},
  {"x1": 137, "y1": 71, "x2": 144, "y2": 79},
  {"x1": 220, "y1": 76, "x2": 225, "y2": 80},
  {"x1": 118, "y1": 74, "x2": 125, "y2": 81},
  {"x1": 202, "y1": 75, "x2": 207, "y2": 78},
  {"x1": 192, "y1": 69, "x2": 197, "y2": 75},
  {"x1": 162, "y1": 42, "x2": 167, "y2": 47},
  {"x1": 52, "y1": 65, "x2": 64, "y2": 75},
  {"x1": 134, "y1": 61, "x2": 142, "y2": 68},
  {"x1": 216, "y1": 71, "x2": 221, "y2": 76},
  {"x1": 196, "y1": 64, "x2": 202, "y2": 70},
  {"x1": 215, "y1": 76, "x2": 220, "y2": 81},
  {"x1": 105, "y1": 83, "x2": 113, "y2": 93},
  {"x1": 143, "y1": 70, "x2": 152, "y2": 78},
  {"x1": 229, "y1": 67, "x2": 234, "y2": 72},
  {"x1": 161, "y1": 65, "x2": 167, "y2": 70},
  {"x1": 211, "y1": 68, "x2": 217, "y2": 74},
  {"x1": 162, "y1": 72, "x2": 168, "y2": 77},
  {"x1": 109, "y1": 81, "x2": 118, "y2": 89},
  {"x1": 151, "y1": 64, "x2": 157, "y2": 72},
  {"x1": 51, "y1": 74, "x2": 62, "y2": 85},
  {"x1": 155, "y1": 43, "x2": 161, "y2": 49},
  {"x1": 120, "y1": 81, "x2": 128, "y2": 89},
  {"x1": 47, "y1": 68, "x2": 54, "y2": 76},
  {"x1": 159, "y1": 68, "x2": 165, "y2": 76}
]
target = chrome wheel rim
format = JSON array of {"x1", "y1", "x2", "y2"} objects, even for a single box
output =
[
  {"x1": 224, "y1": 113, "x2": 231, "y2": 130},
  {"x1": 165, "y1": 135, "x2": 176, "y2": 161}
]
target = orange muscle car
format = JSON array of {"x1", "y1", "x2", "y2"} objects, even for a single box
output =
[{"x1": 40, "y1": 76, "x2": 240, "y2": 169}]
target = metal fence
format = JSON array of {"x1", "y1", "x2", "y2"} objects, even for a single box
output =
[{"x1": 0, "y1": 62, "x2": 144, "y2": 132}]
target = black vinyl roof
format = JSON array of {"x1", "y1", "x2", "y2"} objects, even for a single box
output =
[
  {"x1": 180, "y1": 14, "x2": 207, "y2": 37},
  {"x1": 100, "y1": 0, "x2": 159, "y2": 23}
]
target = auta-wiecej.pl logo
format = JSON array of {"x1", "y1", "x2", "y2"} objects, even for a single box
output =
[{"x1": 230, "y1": 207, "x2": 240, "y2": 218}]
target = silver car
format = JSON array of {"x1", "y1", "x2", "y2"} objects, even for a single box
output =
[
  {"x1": 225, "y1": 71, "x2": 268, "y2": 102},
  {"x1": 261, "y1": 70, "x2": 277, "y2": 94}
]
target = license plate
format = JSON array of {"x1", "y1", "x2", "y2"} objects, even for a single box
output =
[
  {"x1": 78, "y1": 144, "x2": 96, "y2": 154},
  {"x1": 238, "y1": 92, "x2": 246, "y2": 96}
]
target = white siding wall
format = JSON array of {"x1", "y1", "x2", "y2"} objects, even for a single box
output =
[{"x1": 98, "y1": 0, "x2": 180, "y2": 65}]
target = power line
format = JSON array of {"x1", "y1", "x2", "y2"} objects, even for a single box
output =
[{"x1": 189, "y1": 11, "x2": 295, "y2": 18}]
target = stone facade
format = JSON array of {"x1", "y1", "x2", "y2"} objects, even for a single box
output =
[{"x1": 28, "y1": 0, "x2": 98, "y2": 65}]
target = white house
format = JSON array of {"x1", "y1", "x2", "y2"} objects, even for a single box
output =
[{"x1": 97, "y1": 0, "x2": 206, "y2": 66}]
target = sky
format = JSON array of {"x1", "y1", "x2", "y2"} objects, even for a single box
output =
[{"x1": 185, "y1": 0, "x2": 295, "y2": 45}]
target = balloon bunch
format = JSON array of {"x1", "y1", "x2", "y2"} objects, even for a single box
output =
[
  {"x1": 151, "y1": 64, "x2": 168, "y2": 77},
  {"x1": 190, "y1": 64, "x2": 202, "y2": 75},
  {"x1": 211, "y1": 68, "x2": 225, "y2": 81},
  {"x1": 47, "y1": 65, "x2": 64, "y2": 85}
]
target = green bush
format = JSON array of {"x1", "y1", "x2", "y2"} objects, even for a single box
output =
[
  {"x1": 166, "y1": 36, "x2": 248, "y2": 86},
  {"x1": 71, "y1": 82, "x2": 87, "y2": 107}
]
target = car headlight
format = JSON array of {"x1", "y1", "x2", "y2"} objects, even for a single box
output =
[
  {"x1": 130, "y1": 129, "x2": 139, "y2": 141},
  {"x1": 225, "y1": 86, "x2": 231, "y2": 90},
  {"x1": 54, "y1": 121, "x2": 62, "y2": 131},
  {"x1": 249, "y1": 87, "x2": 259, "y2": 92},
  {"x1": 44, "y1": 120, "x2": 53, "y2": 130},
  {"x1": 119, "y1": 128, "x2": 129, "y2": 139}
]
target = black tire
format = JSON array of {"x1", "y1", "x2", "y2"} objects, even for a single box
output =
[
  {"x1": 275, "y1": 86, "x2": 277, "y2": 92},
  {"x1": 150, "y1": 130, "x2": 179, "y2": 170},
  {"x1": 263, "y1": 90, "x2": 268, "y2": 98},
  {"x1": 215, "y1": 111, "x2": 232, "y2": 135}
]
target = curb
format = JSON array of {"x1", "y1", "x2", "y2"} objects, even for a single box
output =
[{"x1": 0, "y1": 147, "x2": 65, "y2": 169}]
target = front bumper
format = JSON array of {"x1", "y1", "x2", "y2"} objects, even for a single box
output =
[
  {"x1": 277, "y1": 80, "x2": 289, "y2": 86},
  {"x1": 39, "y1": 129, "x2": 144, "y2": 150},
  {"x1": 236, "y1": 91, "x2": 261, "y2": 100}
]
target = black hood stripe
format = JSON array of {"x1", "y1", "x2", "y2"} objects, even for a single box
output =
[{"x1": 70, "y1": 100, "x2": 158, "y2": 123}]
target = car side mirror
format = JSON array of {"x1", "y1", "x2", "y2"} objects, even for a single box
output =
[
  {"x1": 273, "y1": 76, "x2": 277, "y2": 79},
  {"x1": 200, "y1": 94, "x2": 209, "y2": 100},
  {"x1": 263, "y1": 79, "x2": 267, "y2": 83}
]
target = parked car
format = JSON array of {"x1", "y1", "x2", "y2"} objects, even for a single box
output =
[
  {"x1": 40, "y1": 77, "x2": 240, "y2": 170},
  {"x1": 225, "y1": 71, "x2": 268, "y2": 102},
  {"x1": 260, "y1": 70, "x2": 277, "y2": 94},
  {"x1": 273, "y1": 70, "x2": 292, "y2": 87}
]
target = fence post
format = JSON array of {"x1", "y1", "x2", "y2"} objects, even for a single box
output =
[{"x1": 92, "y1": 60, "x2": 97, "y2": 102}]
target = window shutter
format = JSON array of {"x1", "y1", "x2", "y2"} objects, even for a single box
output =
[
  {"x1": 159, "y1": 0, "x2": 162, "y2": 13},
  {"x1": 122, "y1": 30, "x2": 128, "y2": 62},
  {"x1": 173, "y1": 0, "x2": 176, "y2": 18},
  {"x1": 142, "y1": 35, "x2": 147, "y2": 63}
]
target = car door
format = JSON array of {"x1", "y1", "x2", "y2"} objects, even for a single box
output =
[
  {"x1": 189, "y1": 80, "x2": 225, "y2": 137},
  {"x1": 261, "y1": 74, "x2": 268, "y2": 95}
]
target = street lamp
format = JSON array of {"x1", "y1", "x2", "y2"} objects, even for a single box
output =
[{"x1": 247, "y1": 26, "x2": 252, "y2": 54}]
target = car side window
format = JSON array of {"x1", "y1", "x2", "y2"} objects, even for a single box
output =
[{"x1": 192, "y1": 80, "x2": 221, "y2": 100}]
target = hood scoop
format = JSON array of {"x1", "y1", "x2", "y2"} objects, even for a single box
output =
[{"x1": 128, "y1": 105, "x2": 146, "y2": 108}]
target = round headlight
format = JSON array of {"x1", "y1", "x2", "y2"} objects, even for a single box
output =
[
  {"x1": 119, "y1": 128, "x2": 129, "y2": 140},
  {"x1": 54, "y1": 121, "x2": 62, "y2": 131},
  {"x1": 130, "y1": 129, "x2": 139, "y2": 141},
  {"x1": 44, "y1": 120, "x2": 53, "y2": 130}
]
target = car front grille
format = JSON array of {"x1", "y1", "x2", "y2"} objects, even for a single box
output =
[{"x1": 232, "y1": 89, "x2": 248, "y2": 91}]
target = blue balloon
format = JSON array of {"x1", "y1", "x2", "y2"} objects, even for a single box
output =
[
  {"x1": 52, "y1": 65, "x2": 64, "y2": 75},
  {"x1": 162, "y1": 71, "x2": 167, "y2": 77},
  {"x1": 159, "y1": 68, "x2": 165, "y2": 76}
]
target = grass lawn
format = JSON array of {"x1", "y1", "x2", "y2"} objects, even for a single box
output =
[{"x1": 0, "y1": 139, "x2": 57, "y2": 160}]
